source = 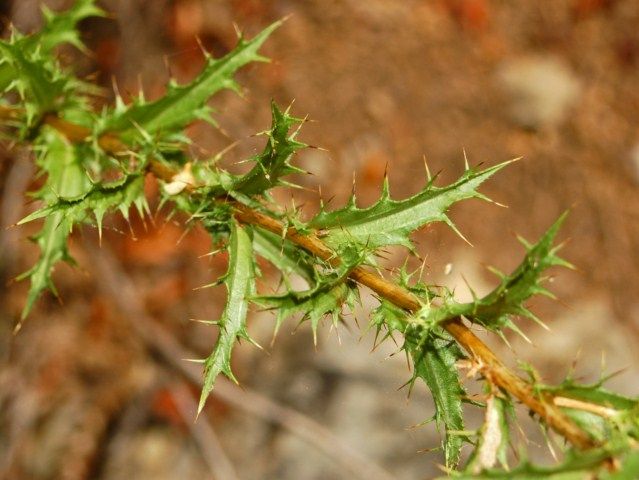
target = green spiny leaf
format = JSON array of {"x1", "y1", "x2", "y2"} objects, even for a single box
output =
[
  {"x1": 370, "y1": 299, "x2": 407, "y2": 341},
  {"x1": 0, "y1": 40, "x2": 67, "y2": 117},
  {"x1": 410, "y1": 328, "x2": 467, "y2": 468},
  {"x1": 17, "y1": 213, "x2": 74, "y2": 325},
  {"x1": 372, "y1": 298, "x2": 467, "y2": 467},
  {"x1": 101, "y1": 21, "x2": 282, "y2": 144},
  {"x1": 198, "y1": 221, "x2": 255, "y2": 414},
  {"x1": 256, "y1": 267, "x2": 357, "y2": 344},
  {"x1": 0, "y1": 39, "x2": 96, "y2": 131},
  {"x1": 469, "y1": 212, "x2": 572, "y2": 331},
  {"x1": 36, "y1": 0, "x2": 104, "y2": 51},
  {"x1": 407, "y1": 213, "x2": 571, "y2": 336},
  {"x1": 310, "y1": 160, "x2": 512, "y2": 251},
  {"x1": 19, "y1": 173, "x2": 148, "y2": 240},
  {"x1": 232, "y1": 101, "x2": 307, "y2": 195},
  {"x1": 17, "y1": 127, "x2": 147, "y2": 324},
  {"x1": 17, "y1": 129, "x2": 92, "y2": 323},
  {"x1": 0, "y1": 0, "x2": 103, "y2": 92},
  {"x1": 34, "y1": 128, "x2": 93, "y2": 201}
]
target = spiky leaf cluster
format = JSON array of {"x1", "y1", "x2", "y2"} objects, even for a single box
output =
[
  {"x1": 364, "y1": 220, "x2": 578, "y2": 470},
  {"x1": 371, "y1": 295, "x2": 468, "y2": 467},
  {"x1": 15, "y1": 128, "x2": 93, "y2": 321},
  {"x1": 256, "y1": 258, "x2": 359, "y2": 344},
  {"x1": 232, "y1": 101, "x2": 307, "y2": 195},
  {"x1": 6, "y1": 2, "x2": 639, "y2": 477},
  {"x1": 16, "y1": 128, "x2": 148, "y2": 322},
  {"x1": 0, "y1": 0, "x2": 101, "y2": 131},
  {"x1": 448, "y1": 368, "x2": 639, "y2": 478},
  {"x1": 4, "y1": 1, "x2": 280, "y2": 321}
]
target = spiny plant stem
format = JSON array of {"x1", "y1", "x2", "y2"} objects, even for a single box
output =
[
  {"x1": 8, "y1": 10, "x2": 639, "y2": 475},
  {"x1": 225, "y1": 202, "x2": 597, "y2": 451},
  {"x1": 4, "y1": 107, "x2": 595, "y2": 451}
]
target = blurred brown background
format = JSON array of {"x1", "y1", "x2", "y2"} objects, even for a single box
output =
[{"x1": 1, "y1": 1, "x2": 638, "y2": 479}]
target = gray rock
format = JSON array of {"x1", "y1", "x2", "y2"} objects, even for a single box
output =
[{"x1": 498, "y1": 56, "x2": 581, "y2": 129}]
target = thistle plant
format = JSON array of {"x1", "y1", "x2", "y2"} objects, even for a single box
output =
[{"x1": 2, "y1": 2, "x2": 638, "y2": 478}]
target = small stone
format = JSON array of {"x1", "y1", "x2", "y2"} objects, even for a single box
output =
[{"x1": 498, "y1": 56, "x2": 581, "y2": 129}]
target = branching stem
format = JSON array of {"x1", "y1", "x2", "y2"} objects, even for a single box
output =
[
  {"x1": 3, "y1": 109, "x2": 597, "y2": 450},
  {"x1": 227, "y1": 201, "x2": 597, "y2": 451}
]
